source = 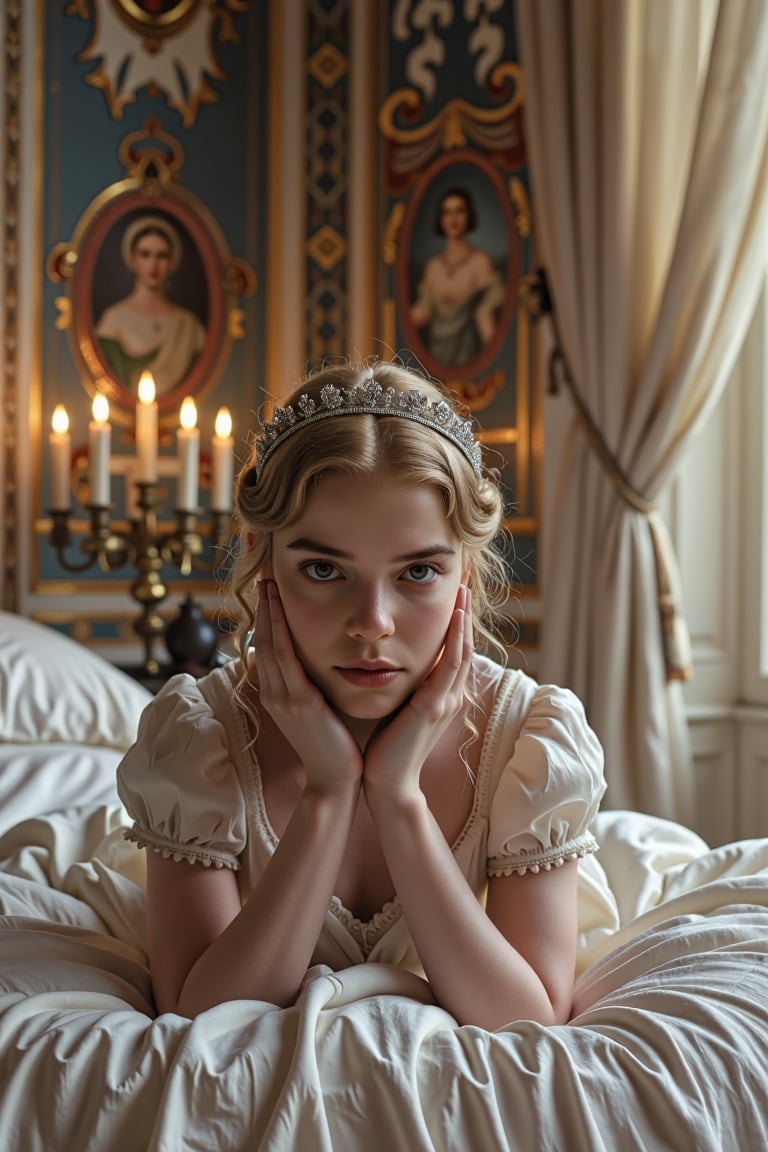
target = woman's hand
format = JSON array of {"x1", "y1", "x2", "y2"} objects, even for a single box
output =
[
  {"x1": 363, "y1": 584, "x2": 473, "y2": 799},
  {"x1": 253, "y1": 579, "x2": 363, "y2": 795}
]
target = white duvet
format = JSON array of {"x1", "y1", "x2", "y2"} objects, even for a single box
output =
[
  {"x1": 1, "y1": 614, "x2": 766, "y2": 1148},
  {"x1": 1, "y1": 802, "x2": 767, "y2": 1151}
]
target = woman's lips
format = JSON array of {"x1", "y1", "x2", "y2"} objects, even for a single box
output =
[{"x1": 335, "y1": 666, "x2": 402, "y2": 688}]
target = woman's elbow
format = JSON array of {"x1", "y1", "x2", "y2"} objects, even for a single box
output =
[{"x1": 486, "y1": 983, "x2": 573, "y2": 1031}]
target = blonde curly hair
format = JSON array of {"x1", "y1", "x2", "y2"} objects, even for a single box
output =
[{"x1": 227, "y1": 359, "x2": 512, "y2": 730}]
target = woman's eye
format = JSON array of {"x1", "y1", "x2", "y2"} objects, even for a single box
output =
[
  {"x1": 404, "y1": 564, "x2": 437, "y2": 584},
  {"x1": 302, "y1": 560, "x2": 339, "y2": 582}
]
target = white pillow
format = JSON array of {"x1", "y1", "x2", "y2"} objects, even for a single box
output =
[
  {"x1": 0, "y1": 743, "x2": 124, "y2": 833},
  {"x1": 0, "y1": 611, "x2": 152, "y2": 748}
]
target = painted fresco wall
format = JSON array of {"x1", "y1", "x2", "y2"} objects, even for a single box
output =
[
  {"x1": 3, "y1": 0, "x2": 539, "y2": 664},
  {"x1": 29, "y1": 0, "x2": 266, "y2": 653},
  {"x1": 374, "y1": 1, "x2": 539, "y2": 643},
  {"x1": 299, "y1": 2, "x2": 539, "y2": 615}
]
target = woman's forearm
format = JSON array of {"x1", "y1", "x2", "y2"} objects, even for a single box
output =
[
  {"x1": 365, "y1": 787, "x2": 562, "y2": 1030},
  {"x1": 176, "y1": 786, "x2": 358, "y2": 1016}
]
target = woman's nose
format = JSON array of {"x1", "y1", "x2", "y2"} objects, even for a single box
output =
[{"x1": 346, "y1": 585, "x2": 395, "y2": 639}]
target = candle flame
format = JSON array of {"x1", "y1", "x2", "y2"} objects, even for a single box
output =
[
  {"x1": 215, "y1": 407, "x2": 232, "y2": 439},
  {"x1": 92, "y1": 393, "x2": 109, "y2": 423},
  {"x1": 51, "y1": 404, "x2": 69, "y2": 435},
  {"x1": 180, "y1": 397, "x2": 197, "y2": 431},
  {"x1": 138, "y1": 371, "x2": 156, "y2": 405}
]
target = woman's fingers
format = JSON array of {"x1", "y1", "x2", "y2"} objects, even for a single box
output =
[
  {"x1": 420, "y1": 584, "x2": 473, "y2": 708},
  {"x1": 460, "y1": 582, "x2": 474, "y2": 666},
  {"x1": 253, "y1": 579, "x2": 308, "y2": 703},
  {"x1": 454, "y1": 583, "x2": 474, "y2": 679},
  {"x1": 262, "y1": 579, "x2": 311, "y2": 695},
  {"x1": 253, "y1": 578, "x2": 271, "y2": 649},
  {"x1": 374, "y1": 584, "x2": 473, "y2": 766},
  {"x1": 252, "y1": 581, "x2": 363, "y2": 789},
  {"x1": 252, "y1": 579, "x2": 282, "y2": 696}
]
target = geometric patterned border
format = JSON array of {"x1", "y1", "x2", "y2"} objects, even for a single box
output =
[
  {"x1": 304, "y1": 0, "x2": 350, "y2": 367},
  {"x1": 1, "y1": 0, "x2": 21, "y2": 612}
]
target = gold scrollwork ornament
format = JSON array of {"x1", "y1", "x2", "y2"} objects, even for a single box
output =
[
  {"x1": 378, "y1": 62, "x2": 524, "y2": 167},
  {"x1": 65, "y1": 0, "x2": 249, "y2": 127}
]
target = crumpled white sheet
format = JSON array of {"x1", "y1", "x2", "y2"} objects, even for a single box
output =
[{"x1": 0, "y1": 804, "x2": 767, "y2": 1152}]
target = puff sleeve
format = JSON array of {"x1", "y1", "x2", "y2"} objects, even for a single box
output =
[
  {"x1": 487, "y1": 684, "x2": 606, "y2": 877},
  {"x1": 116, "y1": 674, "x2": 246, "y2": 870}
]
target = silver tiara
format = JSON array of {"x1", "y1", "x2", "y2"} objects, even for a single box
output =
[{"x1": 255, "y1": 380, "x2": 484, "y2": 479}]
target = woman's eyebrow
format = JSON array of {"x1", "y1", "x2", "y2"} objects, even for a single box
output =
[
  {"x1": 392, "y1": 545, "x2": 457, "y2": 563},
  {"x1": 285, "y1": 537, "x2": 456, "y2": 563},
  {"x1": 286, "y1": 537, "x2": 352, "y2": 559}
]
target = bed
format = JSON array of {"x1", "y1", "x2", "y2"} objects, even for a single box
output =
[{"x1": 1, "y1": 609, "x2": 767, "y2": 1150}]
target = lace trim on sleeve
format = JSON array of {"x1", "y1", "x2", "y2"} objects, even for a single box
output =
[
  {"x1": 123, "y1": 826, "x2": 241, "y2": 871},
  {"x1": 487, "y1": 832, "x2": 599, "y2": 877}
]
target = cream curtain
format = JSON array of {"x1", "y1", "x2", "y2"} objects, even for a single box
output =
[{"x1": 515, "y1": 0, "x2": 768, "y2": 820}]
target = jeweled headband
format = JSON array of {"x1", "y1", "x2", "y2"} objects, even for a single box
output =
[{"x1": 254, "y1": 380, "x2": 484, "y2": 480}]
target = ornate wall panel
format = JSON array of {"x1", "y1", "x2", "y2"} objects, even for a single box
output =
[
  {"x1": 1, "y1": 1, "x2": 22, "y2": 613},
  {"x1": 375, "y1": 1, "x2": 540, "y2": 627},
  {"x1": 304, "y1": 0, "x2": 351, "y2": 368},
  {"x1": 4, "y1": 0, "x2": 539, "y2": 663},
  {"x1": 18, "y1": 0, "x2": 267, "y2": 656}
]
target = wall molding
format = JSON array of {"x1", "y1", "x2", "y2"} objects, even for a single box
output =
[
  {"x1": 687, "y1": 704, "x2": 768, "y2": 845},
  {"x1": 1, "y1": 0, "x2": 21, "y2": 612}
]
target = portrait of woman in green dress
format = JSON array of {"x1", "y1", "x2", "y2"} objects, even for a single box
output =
[{"x1": 95, "y1": 214, "x2": 207, "y2": 396}]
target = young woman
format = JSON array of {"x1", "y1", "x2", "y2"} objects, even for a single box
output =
[
  {"x1": 409, "y1": 186, "x2": 505, "y2": 367},
  {"x1": 117, "y1": 360, "x2": 606, "y2": 1029},
  {"x1": 95, "y1": 214, "x2": 206, "y2": 395}
]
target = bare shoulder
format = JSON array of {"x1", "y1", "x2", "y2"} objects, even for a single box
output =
[
  {"x1": 470, "y1": 246, "x2": 496, "y2": 278},
  {"x1": 95, "y1": 303, "x2": 120, "y2": 337}
]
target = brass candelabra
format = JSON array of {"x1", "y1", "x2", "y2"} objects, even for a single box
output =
[{"x1": 49, "y1": 482, "x2": 232, "y2": 675}]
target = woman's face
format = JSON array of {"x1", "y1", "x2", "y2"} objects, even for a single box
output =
[
  {"x1": 129, "y1": 231, "x2": 174, "y2": 290},
  {"x1": 439, "y1": 194, "x2": 471, "y2": 239},
  {"x1": 269, "y1": 472, "x2": 466, "y2": 722}
]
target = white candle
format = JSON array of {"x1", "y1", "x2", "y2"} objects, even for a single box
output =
[
  {"x1": 212, "y1": 407, "x2": 234, "y2": 511},
  {"x1": 88, "y1": 393, "x2": 111, "y2": 506},
  {"x1": 135, "y1": 371, "x2": 158, "y2": 482},
  {"x1": 177, "y1": 397, "x2": 199, "y2": 511},
  {"x1": 49, "y1": 405, "x2": 71, "y2": 509}
]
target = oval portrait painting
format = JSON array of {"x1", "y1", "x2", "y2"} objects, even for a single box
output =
[
  {"x1": 91, "y1": 209, "x2": 208, "y2": 398},
  {"x1": 398, "y1": 154, "x2": 519, "y2": 379},
  {"x1": 71, "y1": 187, "x2": 228, "y2": 423}
]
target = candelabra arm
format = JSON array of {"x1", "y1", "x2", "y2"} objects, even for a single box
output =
[
  {"x1": 161, "y1": 509, "x2": 206, "y2": 576},
  {"x1": 81, "y1": 505, "x2": 133, "y2": 572},
  {"x1": 48, "y1": 508, "x2": 131, "y2": 574},
  {"x1": 48, "y1": 487, "x2": 233, "y2": 677},
  {"x1": 182, "y1": 509, "x2": 234, "y2": 574}
]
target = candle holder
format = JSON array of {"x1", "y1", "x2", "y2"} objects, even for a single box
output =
[{"x1": 49, "y1": 482, "x2": 232, "y2": 676}]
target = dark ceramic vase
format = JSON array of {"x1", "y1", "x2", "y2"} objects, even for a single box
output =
[{"x1": 165, "y1": 595, "x2": 219, "y2": 667}]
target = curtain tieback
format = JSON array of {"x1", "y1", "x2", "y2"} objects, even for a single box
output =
[{"x1": 535, "y1": 273, "x2": 692, "y2": 683}]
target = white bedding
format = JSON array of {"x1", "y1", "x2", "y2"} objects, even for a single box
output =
[
  {"x1": 0, "y1": 610, "x2": 151, "y2": 836},
  {"x1": 1, "y1": 612, "x2": 767, "y2": 1150},
  {"x1": 0, "y1": 805, "x2": 766, "y2": 1150}
]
